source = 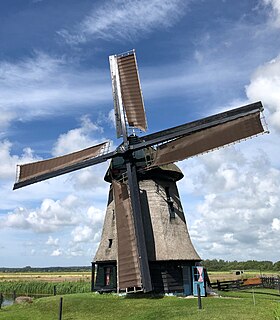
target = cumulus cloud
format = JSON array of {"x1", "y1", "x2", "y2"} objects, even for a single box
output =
[
  {"x1": 1, "y1": 189, "x2": 106, "y2": 260},
  {"x1": 52, "y1": 115, "x2": 106, "y2": 156},
  {"x1": 70, "y1": 162, "x2": 111, "y2": 193},
  {"x1": 72, "y1": 226, "x2": 93, "y2": 243},
  {"x1": 70, "y1": 206, "x2": 105, "y2": 243},
  {"x1": 46, "y1": 236, "x2": 59, "y2": 246},
  {"x1": 0, "y1": 140, "x2": 40, "y2": 180},
  {"x1": 2, "y1": 195, "x2": 81, "y2": 232},
  {"x1": 272, "y1": 218, "x2": 280, "y2": 230},
  {"x1": 58, "y1": 0, "x2": 188, "y2": 44},
  {"x1": 185, "y1": 147, "x2": 280, "y2": 261},
  {"x1": 66, "y1": 244, "x2": 85, "y2": 257},
  {"x1": 49, "y1": 115, "x2": 111, "y2": 192},
  {"x1": 51, "y1": 249, "x2": 62, "y2": 257},
  {"x1": 0, "y1": 110, "x2": 109, "y2": 264},
  {"x1": 246, "y1": 55, "x2": 280, "y2": 132},
  {"x1": 263, "y1": 0, "x2": 280, "y2": 27}
]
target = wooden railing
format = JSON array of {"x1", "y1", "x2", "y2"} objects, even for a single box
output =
[
  {"x1": 210, "y1": 279, "x2": 243, "y2": 291},
  {"x1": 210, "y1": 276, "x2": 280, "y2": 292},
  {"x1": 261, "y1": 276, "x2": 280, "y2": 290}
]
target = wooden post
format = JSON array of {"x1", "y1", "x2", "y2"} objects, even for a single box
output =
[
  {"x1": 0, "y1": 293, "x2": 3, "y2": 309},
  {"x1": 217, "y1": 280, "x2": 221, "y2": 291},
  {"x1": 58, "y1": 297, "x2": 63, "y2": 320},
  {"x1": 91, "y1": 262, "x2": 95, "y2": 292},
  {"x1": 197, "y1": 284, "x2": 202, "y2": 310},
  {"x1": 13, "y1": 290, "x2": 16, "y2": 301},
  {"x1": 54, "y1": 285, "x2": 57, "y2": 296},
  {"x1": 252, "y1": 288, "x2": 256, "y2": 306}
]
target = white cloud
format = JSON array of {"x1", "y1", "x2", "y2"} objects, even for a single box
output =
[
  {"x1": 246, "y1": 55, "x2": 280, "y2": 132},
  {"x1": 51, "y1": 249, "x2": 62, "y2": 257},
  {"x1": 108, "y1": 109, "x2": 116, "y2": 128},
  {"x1": 0, "y1": 140, "x2": 40, "y2": 180},
  {"x1": 186, "y1": 147, "x2": 280, "y2": 261},
  {"x1": 87, "y1": 206, "x2": 105, "y2": 225},
  {"x1": 71, "y1": 166, "x2": 107, "y2": 191},
  {"x1": 3, "y1": 207, "x2": 30, "y2": 229},
  {"x1": 58, "y1": 0, "x2": 188, "y2": 44},
  {"x1": 66, "y1": 244, "x2": 85, "y2": 257},
  {"x1": 263, "y1": 0, "x2": 280, "y2": 27},
  {"x1": 72, "y1": 225, "x2": 93, "y2": 243},
  {"x1": 52, "y1": 115, "x2": 105, "y2": 156},
  {"x1": 70, "y1": 206, "x2": 105, "y2": 243},
  {"x1": 0, "y1": 112, "x2": 15, "y2": 131},
  {"x1": 272, "y1": 218, "x2": 280, "y2": 230},
  {"x1": 2, "y1": 195, "x2": 82, "y2": 233},
  {"x1": 46, "y1": 236, "x2": 59, "y2": 246}
]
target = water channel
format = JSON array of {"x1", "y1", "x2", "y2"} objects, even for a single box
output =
[{"x1": 1, "y1": 297, "x2": 14, "y2": 307}]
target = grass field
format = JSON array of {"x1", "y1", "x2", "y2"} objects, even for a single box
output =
[
  {"x1": 1, "y1": 271, "x2": 279, "y2": 319},
  {"x1": 0, "y1": 280, "x2": 91, "y2": 296},
  {"x1": 0, "y1": 289, "x2": 280, "y2": 320},
  {"x1": 0, "y1": 271, "x2": 91, "y2": 282},
  {"x1": 1, "y1": 270, "x2": 278, "y2": 283}
]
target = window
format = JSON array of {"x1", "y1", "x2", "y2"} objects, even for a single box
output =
[
  {"x1": 104, "y1": 267, "x2": 111, "y2": 286},
  {"x1": 108, "y1": 239, "x2": 113, "y2": 248},
  {"x1": 165, "y1": 187, "x2": 175, "y2": 219}
]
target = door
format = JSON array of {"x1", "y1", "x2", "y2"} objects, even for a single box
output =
[
  {"x1": 192, "y1": 266, "x2": 206, "y2": 296},
  {"x1": 182, "y1": 266, "x2": 192, "y2": 295}
]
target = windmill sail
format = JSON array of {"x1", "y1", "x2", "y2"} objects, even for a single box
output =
[
  {"x1": 110, "y1": 50, "x2": 147, "y2": 138},
  {"x1": 152, "y1": 111, "x2": 264, "y2": 167},
  {"x1": 14, "y1": 142, "x2": 109, "y2": 189},
  {"x1": 113, "y1": 180, "x2": 142, "y2": 289}
]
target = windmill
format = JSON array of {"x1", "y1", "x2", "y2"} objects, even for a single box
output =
[{"x1": 14, "y1": 50, "x2": 267, "y2": 295}]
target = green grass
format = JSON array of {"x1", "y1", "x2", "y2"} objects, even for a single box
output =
[
  {"x1": 0, "y1": 280, "x2": 91, "y2": 295},
  {"x1": 1, "y1": 289, "x2": 280, "y2": 320}
]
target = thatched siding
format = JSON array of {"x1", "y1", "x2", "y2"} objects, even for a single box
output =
[{"x1": 94, "y1": 178, "x2": 200, "y2": 263}]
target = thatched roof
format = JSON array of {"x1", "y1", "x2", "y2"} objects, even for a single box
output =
[{"x1": 94, "y1": 175, "x2": 200, "y2": 263}]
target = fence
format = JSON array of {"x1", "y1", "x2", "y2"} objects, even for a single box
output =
[
  {"x1": 261, "y1": 276, "x2": 280, "y2": 291},
  {"x1": 210, "y1": 279, "x2": 243, "y2": 291},
  {"x1": 210, "y1": 276, "x2": 280, "y2": 292}
]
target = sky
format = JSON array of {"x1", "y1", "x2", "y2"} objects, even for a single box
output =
[{"x1": 0, "y1": 0, "x2": 280, "y2": 267}]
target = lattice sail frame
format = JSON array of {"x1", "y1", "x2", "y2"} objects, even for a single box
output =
[
  {"x1": 15, "y1": 141, "x2": 110, "y2": 187},
  {"x1": 109, "y1": 50, "x2": 147, "y2": 140}
]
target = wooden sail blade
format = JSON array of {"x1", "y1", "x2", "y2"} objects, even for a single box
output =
[
  {"x1": 112, "y1": 180, "x2": 142, "y2": 290},
  {"x1": 129, "y1": 101, "x2": 264, "y2": 152},
  {"x1": 14, "y1": 142, "x2": 112, "y2": 190},
  {"x1": 151, "y1": 112, "x2": 264, "y2": 167},
  {"x1": 116, "y1": 51, "x2": 147, "y2": 132}
]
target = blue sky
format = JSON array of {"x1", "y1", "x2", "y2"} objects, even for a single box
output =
[{"x1": 1, "y1": 0, "x2": 280, "y2": 267}]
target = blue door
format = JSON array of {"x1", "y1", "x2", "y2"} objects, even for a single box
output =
[
  {"x1": 182, "y1": 266, "x2": 192, "y2": 295},
  {"x1": 192, "y1": 266, "x2": 206, "y2": 296}
]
